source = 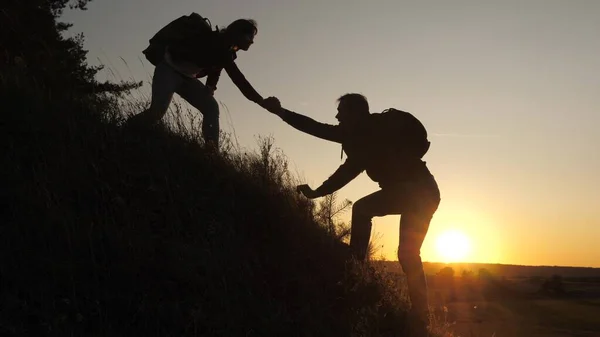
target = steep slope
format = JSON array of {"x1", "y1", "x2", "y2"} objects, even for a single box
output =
[{"x1": 1, "y1": 72, "x2": 410, "y2": 337}]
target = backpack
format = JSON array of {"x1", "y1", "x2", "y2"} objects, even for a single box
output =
[
  {"x1": 142, "y1": 13, "x2": 213, "y2": 66},
  {"x1": 371, "y1": 108, "x2": 431, "y2": 159}
]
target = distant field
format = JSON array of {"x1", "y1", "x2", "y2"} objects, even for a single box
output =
[
  {"x1": 445, "y1": 298, "x2": 600, "y2": 337},
  {"x1": 375, "y1": 260, "x2": 600, "y2": 336},
  {"x1": 427, "y1": 278, "x2": 600, "y2": 337}
]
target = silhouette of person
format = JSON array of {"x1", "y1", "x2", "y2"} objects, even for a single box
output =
[
  {"x1": 262, "y1": 94, "x2": 440, "y2": 336},
  {"x1": 127, "y1": 14, "x2": 268, "y2": 149}
]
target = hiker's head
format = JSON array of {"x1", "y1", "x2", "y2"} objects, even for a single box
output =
[
  {"x1": 225, "y1": 19, "x2": 258, "y2": 51},
  {"x1": 335, "y1": 93, "x2": 370, "y2": 126}
]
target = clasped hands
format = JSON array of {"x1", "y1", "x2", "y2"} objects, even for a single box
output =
[
  {"x1": 296, "y1": 184, "x2": 321, "y2": 199},
  {"x1": 260, "y1": 96, "x2": 283, "y2": 115}
]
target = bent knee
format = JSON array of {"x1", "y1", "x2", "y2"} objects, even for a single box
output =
[
  {"x1": 352, "y1": 198, "x2": 374, "y2": 218},
  {"x1": 398, "y1": 248, "x2": 421, "y2": 266}
]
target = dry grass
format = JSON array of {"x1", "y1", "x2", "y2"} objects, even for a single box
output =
[{"x1": 0, "y1": 67, "x2": 459, "y2": 336}]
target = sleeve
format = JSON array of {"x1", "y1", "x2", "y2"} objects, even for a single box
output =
[
  {"x1": 205, "y1": 68, "x2": 222, "y2": 88},
  {"x1": 223, "y1": 61, "x2": 263, "y2": 103},
  {"x1": 314, "y1": 157, "x2": 364, "y2": 196},
  {"x1": 275, "y1": 108, "x2": 343, "y2": 143}
]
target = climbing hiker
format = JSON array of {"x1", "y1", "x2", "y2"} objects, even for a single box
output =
[
  {"x1": 127, "y1": 13, "x2": 267, "y2": 148},
  {"x1": 262, "y1": 93, "x2": 440, "y2": 337}
]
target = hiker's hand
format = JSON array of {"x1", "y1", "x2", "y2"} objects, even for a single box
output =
[
  {"x1": 261, "y1": 96, "x2": 281, "y2": 112},
  {"x1": 261, "y1": 96, "x2": 282, "y2": 114},
  {"x1": 297, "y1": 184, "x2": 320, "y2": 199}
]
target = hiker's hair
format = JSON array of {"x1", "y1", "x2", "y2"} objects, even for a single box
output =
[
  {"x1": 226, "y1": 19, "x2": 258, "y2": 36},
  {"x1": 337, "y1": 93, "x2": 369, "y2": 115}
]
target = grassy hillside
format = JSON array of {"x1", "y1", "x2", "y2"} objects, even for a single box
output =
[{"x1": 0, "y1": 67, "x2": 450, "y2": 336}]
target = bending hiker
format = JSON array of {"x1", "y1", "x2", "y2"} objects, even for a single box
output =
[
  {"x1": 262, "y1": 94, "x2": 440, "y2": 336},
  {"x1": 127, "y1": 14, "x2": 267, "y2": 148}
]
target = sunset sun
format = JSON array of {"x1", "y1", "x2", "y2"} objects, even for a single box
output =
[{"x1": 436, "y1": 230, "x2": 471, "y2": 263}]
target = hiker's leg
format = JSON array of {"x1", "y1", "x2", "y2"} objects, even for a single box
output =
[
  {"x1": 128, "y1": 63, "x2": 182, "y2": 126},
  {"x1": 176, "y1": 78, "x2": 220, "y2": 147},
  {"x1": 398, "y1": 179, "x2": 441, "y2": 323},
  {"x1": 398, "y1": 212, "x2": 432, "y2": 319},
  {"x1": 350, "y1": 190, "x2": 405, "y2": 261}
]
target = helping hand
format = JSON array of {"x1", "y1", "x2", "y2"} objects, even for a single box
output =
[
  {"x1": 260, "y1": 96, "x2": 282, "y2": 114},
  {"x1": 296, "y1": 184, "x2": 320, "y2": 199}
]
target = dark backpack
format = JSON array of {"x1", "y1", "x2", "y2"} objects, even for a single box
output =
[
  {"x1": 371, "y1": 108, "x2": 431, "y2": 159},
  {"x1": 142, "y1": 13, "x2": 213, "y2": 66}
]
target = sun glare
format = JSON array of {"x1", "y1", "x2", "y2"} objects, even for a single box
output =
[{"x1": 436, "y1": 230, "x2": 471, "y2": 263}]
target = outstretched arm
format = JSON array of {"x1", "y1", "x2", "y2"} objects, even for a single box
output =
[
  {"x1": 224, "y1": 61, "x2": 264, "y2": 104},
  {"x1": 299, "y1": 157, "x2": 364, "y2": 198},
  {"x1": 271, "y1": 107, "x2": 343, "y2": 143}
]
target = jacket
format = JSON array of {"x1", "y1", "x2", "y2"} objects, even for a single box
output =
[
  {"x1": 143, "y1": 13, "x2": 263, "y2": 103},
  {"x1": 275, "y1": 108, "x2": 433, "y2": 194}
]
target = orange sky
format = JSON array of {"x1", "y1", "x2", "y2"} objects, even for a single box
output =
[{"x1": 63, "y1": 0, "x2": 600, "y2": 268}]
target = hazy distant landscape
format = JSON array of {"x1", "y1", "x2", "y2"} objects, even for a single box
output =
[
  {"x1": 379, "y1": 261, "x2": 600, "y2": 336},
  {"x1": 421, "y1": 262, "x2": 600, "y2": 280}
]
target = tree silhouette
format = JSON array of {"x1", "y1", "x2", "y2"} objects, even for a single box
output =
[
  {"x1": 315, "y1": 191, "x2": 352, "y2": 240},
  {"x1": 540, "y1": 274, "x2": 566, "y2": 296},
  {"x1": 478, "y1": 267, "x2": 494, "y2": 281},
  {"x1": 461, "y1": 269, "x2": 474, "y2": 281},
  {"x1": 436, "y1": 267, "x2": 455, "y2": 286},
  {"x1": 2, "y1": 0, "x2": 139, "y2": 94},
  {"x1": 436, "y1": 266, "x2": 456, "y2": 300}
]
